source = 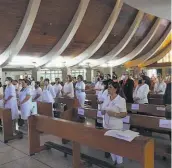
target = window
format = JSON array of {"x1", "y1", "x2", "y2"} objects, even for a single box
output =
[
  {"x1": 40, "y1": 70, "x2": 62, "y2": 82},
  {"x1": 71, "y1": 69, "x2": 86, "y2": 79}
]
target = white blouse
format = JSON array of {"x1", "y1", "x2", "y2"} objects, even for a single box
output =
[
  {"x1": 75, "y1": 81, "x2": 85, "y2": 96},
  {"x1": 54, "y1": 84, "x2": 62, "y2": 97},
  {"x1": 63, "y1": 82, "x2": 74, "y2": 98},
  {"x1": 133, "y1": 84, "x2": 149, "y2": 104},
  {"x1": 154, "y1": 81, "x2": 167, "y2": 94},
  {"x1": 95, "y1": 81, "x2": 104, "y2": 95},
  {"x1": 32, "y1": 87, "x2": 42, "y2": 101},
  {"x1": 102, "y1": 95, "x2": 127, "y2": 130}
]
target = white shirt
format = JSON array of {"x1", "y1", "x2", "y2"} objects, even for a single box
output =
[
  {"x1": 32, "y1": 87, "x2": 42, "y2": 101},
  {"x1": 102, "y1": 95, "x2": 127, "y2": 130},
  {"x1": 63, "y1": 82, "x2": 74, "y2": 98},
  {"x1": 75, "y1": 81, "x2": 85, "y2": 96},
  {"x1": 154, "y1": 81, "x2": 167, "y2": 94},
  {"x1": 43, "y1": 84, "x2": 56, "y2": 98},
  {"x1": 95, "y1": 81, "x2": 103, "y2": 95},
  {"x1": 54, "y1": 84, "x2": 62, "y2": 97},
  {"x1": 98, "y1": 89, "x2": 108, "y2": 102},
  {"x1": 133, "y1": 84, "x2": 149, "y2": 104}
]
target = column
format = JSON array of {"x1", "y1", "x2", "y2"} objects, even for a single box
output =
[
  {"x1": 86, "y1": 68, "x2": 93, "y2": 82},
  {"x1": 32, "y1": 68, "x2": 38, "y2": 81},
  {"x1": 62, "y1": 67, "x2": 71, "y2": 82}
]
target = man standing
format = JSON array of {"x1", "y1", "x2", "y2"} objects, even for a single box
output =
[{"x1": 120, "y1": 72, "x2": 134, "y2": 103}]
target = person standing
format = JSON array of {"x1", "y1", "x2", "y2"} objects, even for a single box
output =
[
  {"x1": 133, "y1": 76, "x2": 149, "y2": 104},
  {"x1": 94, "y1": 76, "x2": 104, "y2": 96},
  {"x1": 120, "y1": 72, "x2": 134, "y2": 103},
  {"x1": 54, "y1": 78, "x2": 62, "y2": 98},
  {"x1": 19, "y1": 79, "x2": 32, "y2": 127},
  {"x1": 101, "y1": 82, "x2": 127, "y2": 166},
  {"x1": 4, "y1": 77, "x2": 19, "y2": 133},
  {"x1": 40, "y1": 76, "x2": 44, "y2": 90},
  {"x1": 32, "y1": 81, "x2": 42, "y2": 102},
  {"x1": 42, "y1": 78, "x2": 56, "y2": 103},
  {"x1": 63, "y1": 75, "x2": 74, "y2": 98},
  {"x1": 154, "y1": 75, "x2": 167, "y2": 95},
  {"x1": 75, "y1": 75, "x2": 86, "y2": 107}
]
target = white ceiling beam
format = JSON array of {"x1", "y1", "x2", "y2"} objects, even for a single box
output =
[
  {"x1": 143, "y1": 44, "x2": 171, "y2": 66},
  {"x1": 91, "y1": 10, "x2": 144, "y2": 67},
  {"x1": 107, "y1": 18, "x2": 162, "y2": 67},
  {"x1": 37, "y1": 0, "x2": 90, "y2": 67},
  {"x1": 67, "y1": 0, "x2": 124, "y2": 67},
  {"x1": 125, "y1": 25, "x2": 171, "y2": 67},
  {"x1": 0, "y1": 0, "x2": 41, "y2": 67}
]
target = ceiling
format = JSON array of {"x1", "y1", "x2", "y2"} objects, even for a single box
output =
[{"x1": 0, "y1": 0, "x2": 171, "y2": 69}]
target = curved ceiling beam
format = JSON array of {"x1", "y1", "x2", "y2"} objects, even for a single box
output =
[
  {"x1": 125, "y1": 25, "x2": 172, "y2": 67},
  {"x1": 67, "y1": 0, "x2": 124, "y2": 67},
  {"x1": 143, "y1": 44, "x2": 171, "y2": 66},
  {"x1": 91, "y1": 10, "x2": 144, "y2": 67},
  {"x1": 107, "y1": 18, "x2": 162, "y2": 67},
  {"x1": 0, "y1": 0, "x2": 41, "y2": 67},
  {"x1": 37, "y1": 0, "x2": 90, "y2": 67}
]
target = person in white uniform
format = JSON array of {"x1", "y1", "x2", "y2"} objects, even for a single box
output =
[
  {"x1": 4, "y1": 77, "x2": 19, "y2": 133},
  {"x1": 75, "y1": 75, "x2": 86, "y2": 107},
  {"x1": 19, "y1": 79, "x2": 32, "y2": 126},
  {"x1": 63, "y1": 75, "x2": 74, "y2": 98},
  {"x1": 94, "y1": 76, "x2": 104, "y2": 96},
  {"x1": 97, "y1": 80, "x2": 109, "y2": 110},
  {"x1": 42, "y1": 78, "x2": 56, "y2": 103},
  {"x1": 154, "y1": 75, "x2": 167, "y2": 95},
  {"x1": 101, "y1": 82, "x2": 127, "y2": 166},
  {"x1": 32, "y1": 81, "x2": 42, "y2": 102},
  {"x1": 54, "y1": 78, "x2": 62, "y2": 98},
  {"x1": 133, "y1": 76, "x2": 150, "y2": 104}
]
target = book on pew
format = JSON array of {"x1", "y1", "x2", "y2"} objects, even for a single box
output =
[{"x1": 104, "y1": 130, "x2": 139, "y2": 142}]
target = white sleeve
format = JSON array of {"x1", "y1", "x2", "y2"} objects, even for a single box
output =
[
  {"x1": 26, "y1": 88, "x2": 31, "y2": 96},
  {"x1": 81, "y1": 82, "x2": 85, "y2": 90},
  {"x1": 37, "y1": 88, "x2": 42, "y2": 95},
  {"x1": 162, "y1": 83, "x2": 167, "y2": 93},
  {"x1": 49, "y1": 86, "x2": 56, "y2": 98},
  {"x1": 69, "y1": 82, "x2": 74, "y2": 94},
  {"x1": 9, "y1": 86, "x2": 16, "y2": 97},
  {"x1": 119, "y1": 98, "x2": 127, "y2": 112},
  {"x1": 59, "y1": 84, "x2": 62, "y2": 91},
  {"x1": 139, "y1": 85, "x2": 149, "y2": 100},
  {"x1": 101, "y1": 98, "x2": 109, "y2": 111}
]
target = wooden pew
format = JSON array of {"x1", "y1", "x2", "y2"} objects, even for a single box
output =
[
  {"x1": 37, "y1": 102, "x2": 53, "y2": 117},
  {"x1": 148, "y1": 93, "x2": 164, "y2": 105},
  {"x1": 85, "y1": 94, "x2": 97, "y2": 109},
  {"x1": 127, "y1": 103, "x2": 166, "y2": 117},
  {"x1": 0, "y1": 108, "x2": 23, "y2": 143},
  {"x1": 28, "y1": 115, "x2": 154, "y2": 168}
]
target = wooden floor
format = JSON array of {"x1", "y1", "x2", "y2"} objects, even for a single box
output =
[{"x1": 0, "y1": 132, "x2": 171, "y2": 168}]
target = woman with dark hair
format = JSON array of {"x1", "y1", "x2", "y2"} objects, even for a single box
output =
[
  {"x1": 75, "y1": 75, "x2": 86, "y2": 107},
  {"x1": 42, "y1": 78, "x2": 56, "y2": 103},
  {"x1": 63, "y1": 75, "x2": 74, "y2": 98},
  {"x1": 32, "y1": 81, "x2": 42, "y2": 102},
  {"x1": 4, "y1": 77, "x2": 19, "y2": 133},
  {"x1": 133, "y1": 75, "x2": 149, "y2": 104},
  {"x1": 97, "y1": 80, "x2": 109, "y2": 110},
  {"x1": 19, "y1": 79, "x2": 32, "y2": 126},
  {"x1": 101, "y1": 82, "x2": 127, "y2": 166}
]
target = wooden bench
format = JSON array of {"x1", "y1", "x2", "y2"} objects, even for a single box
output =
[
  {"x1": 0, "y1": 108, "x2": 23, "y2": 143},
  {"x1": 28, "y1": 115, "x2": 154, "y2": 168},
  {"x1": 37, "y1": 102, "x2": 53, "y2": 117},
  {"x1": 85, "y1": 94, "x2": 97, "y2": 109},
  {"x1": 127, "y1": 103, "x2": 166, "y2": 117}
]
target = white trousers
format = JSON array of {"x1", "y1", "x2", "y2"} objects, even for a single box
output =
[{"x1": 111, "y1": 153, "x2": 123, "y2": 164}]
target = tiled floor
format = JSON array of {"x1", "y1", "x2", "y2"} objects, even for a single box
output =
[{"x1": 0, "y1": 133, "x2": 171, "y2": 168}]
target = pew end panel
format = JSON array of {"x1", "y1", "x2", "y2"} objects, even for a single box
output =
[
  {"x1": 37, "y1": 102, "x2": 53, "y2": 117},
  {"x1": 28, "y1": 115, "x2": 154, "y2": 168}
]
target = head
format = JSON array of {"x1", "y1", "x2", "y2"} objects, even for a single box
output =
[
  {"x1": 31, "y1": 77, "x2": 34, "y2": 81},
  {"x1": 123, "y1": 72, "x2": 129, "y2": 80},
  {"x1": 12, "y1": 80, "x2": 18, "y2": 86},
  {"x1": 77, "y1": 75, "x2": 83, "y2": 82},
  {"x1": 66, "y1": 75, "x2": 72, "y2": 82},
  {"x1": 138, "y1": 75, "x2": 146, "y2": 85},
  {"x1": 102, "y1": 80, "x2": 109, "y2": 91},
  {"x1": 97, "y1": 75, "x2": 103, "y2": 82},
  {"x1": 107, "y1": 74, "x2": 111, "y2": 80},
  {"x1": 55, "y1": 78, "x2": 61, "y2": 84},
  {"x1": 112, "y1": 75, "x2": 118, "y2": 82},
  {"x1": 40, "y1": 76, "x2": 43, "y2": 81},
  {"x1": 19, "y1": 79, "x2": 23, "y2": 84},
  {"x1": 35, "y1": 81, "x2": 40, "y2": 89},
  {"x1": 157, "y1": 75, "x2": 163, "y2": 83},
  {"x1": 5, "y1": 77, "x2": 13, "y2": 85},
  {"x1": 73, "y1": 77, "x2": 77, "y2": 82},
  {"x1": 97, "y1": 71, "x2": 101, "y2": 76},
  {"x1": 44, "y1": 78, "x2": 50, "y2": 86},
  {"x1": 21, "y1": 79, "x2": 30, "y2": 88},
  {"x1": 108, "y1": 82, "x2": 120, "y2": 96}
]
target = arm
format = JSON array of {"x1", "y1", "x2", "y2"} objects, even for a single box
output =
[
  {"x1": 50, "y1": 86, "x2": 56, "y2": 98},
  {"x1": 4, "y1": 87, "x2": 15, "y2": 104},
  {"x1": 65, "y1": 83, "x2": 74, "y2": 96},
  {"x1": 21, "y1": 95, "x2": 31, "y2": 105}
]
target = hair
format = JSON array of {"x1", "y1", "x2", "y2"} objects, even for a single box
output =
[
  {"x1": 55, "y1": 78, "x2": 60, "y2": 81},
  {"x1": 77, "y1": 75, "x2": 83, "y2": 81},
  {"x1": 44, "y1": 78, "x2": 50, "y2": 83},
  {"x1": 23, "y1": 79, "x2": 31, "y2": 85},
  {"x1": 102, "y1": 80, "x2": 109, "y2": 91},
  {"x1": 6, "y1": 77, "x2": 13, "y2": 82},
  {"x1": 109, "y1": 81, "x2": 120, "y2": 94},
  {"x1": 107, "y1": 74, "x2": 111, "y2": 78},
  {"x1": 73, "y1": 77, "x2": 76, "y2": 80},
  {"x1": 35, "y1": 81, "x2": 40, "y2": 87},
  {"x1": 67, "y1": 75, "x2": 72, "y2": 82}
]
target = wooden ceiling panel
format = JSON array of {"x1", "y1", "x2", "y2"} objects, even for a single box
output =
[
  {"x1": 133, "y1": 20, "x2": 170, "y2": 60},
  {"x1": 19, "y1": 0, "x2": 80, "y2": 57},
  {"x1": 61, "y1": 0, "x2": 116, "y2": 57},
  {"x1": 91, "y1": 4, "x2": 138, "y2": 59},
  {"x1": 0, "y1": 0, "x2": 29, "y2": 54},
  {"x1": 115, "y1": 14, "x2": 156, "y2": 59}
]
